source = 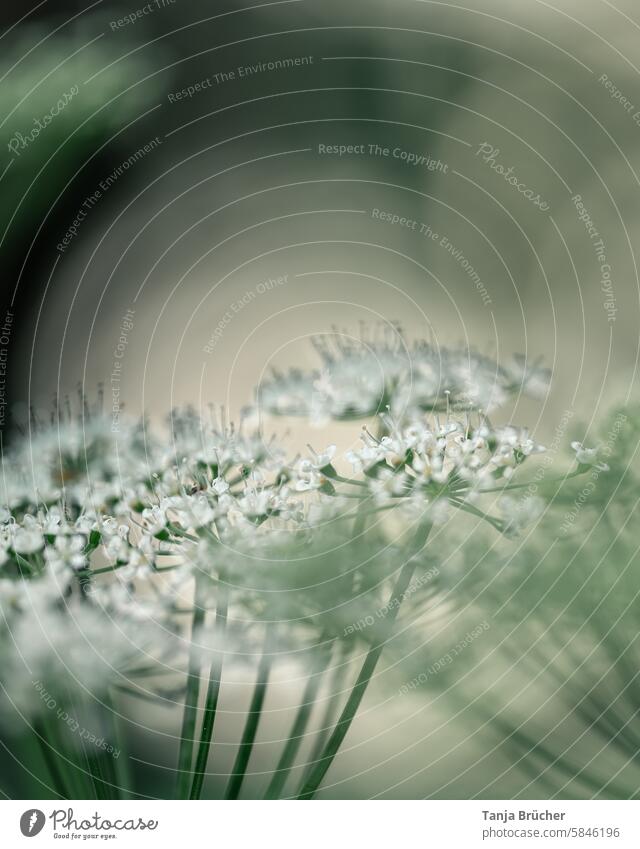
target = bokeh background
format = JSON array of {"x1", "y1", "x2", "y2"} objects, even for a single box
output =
[{"x1": 1, "y1": 0, "x2": 639, "y2": 799}]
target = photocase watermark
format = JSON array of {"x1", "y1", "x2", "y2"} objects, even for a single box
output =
[
  {"x1": 559, "y1": 412, "x2": 627, "y2": 534},
  {"x1": 571, "y1": 194, "x2": 617, "y2": 322},
  {"x1": 20, "y1": 809, "x2": 45, "y2": 838},
  {"x1": 343, "y1": 565, "x2": 440, "y2": 636},
  {"x1": 168, "y1": 56, "x2": 314, "y2": 101},
  {"x1": 318, "y1": 142, "x2": 449, "y2": 172},
  {"x1": 512, "y1": 408, "x2": 575, "y2": 503},
  {"x1": 111, "y1": 309, "x2": 135, "y2": 433},
  {"x1": 52, "y1": 808, "x2": 158, "y2": 835},
  {"x1": 20, "y1": 805, "x2": 160, "y2": 838},
  {"x1": 33, "y1": 680, "x2": 120, "y2": 758},
  {"x1": 7, "y1": 86, "x2": 79, "y2": 158},
  {"x1": 370, "y1": 208, "x2": 492, "y2": 306},
  {"x1": 109, "y1": 0, "x2": 176, "y2": 31},
  {"x1": 475, "y1": 142, "x2": 550, "y2": 212},
  {"x1": 57, "y1": 137, "x2": 163, "y2": 254},
  {"x1": 203, "y1": 274, "x2": 288, "y2": 354},
  {"x1": 0, "y1": 310, "x2": 14, "y2": 430},
  {"x1": 487, "y1": 409, "x2": 573, "y2": 538},
  {"x1": 398, "y1": 620, "x2": 491, "y2": 694},
  {"x1": 598, "y1": 73, "x2": 640, "y2": 127}
]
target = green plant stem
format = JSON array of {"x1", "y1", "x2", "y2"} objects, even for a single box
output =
[
  {"x1": 175, "y1": 579, "x2": 207, "y2": 799},
  {"x1": 189, "y1": 585, "x2": 229, "y2": 800},
  {"x1": 97, "y1": 691, "x2": 126, "y2": 799},
  {"x1": 58, "y1": 686, "x2": 103, "y2": 799},
  {"x1": 331, "y1": 474, "x2": 368, "y2": 488},
  {"x1": 450, "y1": 498, "x2": 504, "y2": 532},
  {"x1": 302, "y1": 644, "x2": 352, "y2": 784},
  {"x1": 264, "y1": 636, "x2": 333, "y2": 799},
  {"x1": 72, "y1": 690, "x2": 114, "y2": 800},
  {"x1": 225, "y1": 623, "x2": 276, "y2": 799},
  {"x1": 298, "y1": 522, "x2": 433, "y2": 800},
  {"x1": 107, "y1": 691, "x2": 132, "y2": 800},
  {"x1": 34, "y1": 719, "x2": 73, "y2": 798},
  {"x1": 462, "y1": 466, "x2": 586, "y2": 495}
]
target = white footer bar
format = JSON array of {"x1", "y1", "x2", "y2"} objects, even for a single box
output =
[{"x1": 2, "y1": 800, "x2": 638, "y2": 847}]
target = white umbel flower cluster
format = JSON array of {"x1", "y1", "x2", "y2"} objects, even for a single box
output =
[
  {"x1": 257, "y1": 327, "x2": 551, "y2": 422},
  {"x1": 0, "y1": 330, "x2": 600, "y2": 722}
]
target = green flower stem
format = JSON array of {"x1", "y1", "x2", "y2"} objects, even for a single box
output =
[
  {"x1": 298, "y1": 521, "x2": 433, "y2": 800},
  {"x1": 106, "y1": 691, "x2": 132, "y2": 799},
  {"x1": 449, "y1": 498, "x2": 504, "y2": 533},
  {"x1": 225, "y1": 623, "x2": 277, "y2": 799},
  {"x1": 331, "y1": 474, "x2": 368, "y2": 488},
  {"x1": 87, "y1": 749, "x2": 114, "y2": 799},
  {"x1": 34, "y1": 719, "x2": 73, "y2": 798},
  {"x1": 189, "y1": 585, "x2": 229, "y2": 800},
  {"x1": 167, "y1": 523, "x2": 200, "y2": 542},
  {"x1": 302, "y1": 644, "x2": 352, "y2": 785},
  {"x1": 73, "y1": 691, "x2": 114, "y2": 800},
  {"x1": 264, "y1": 636, "x2": 333, "y2": 799},
  {"x1": 59, "y1": 687, "x2": 105, "y2": 799},
  {"x1": 175, "y1": 576, "x2": 207, "y2": 799},
  {"x1": 462, "y1": 466, "x2": 586, "y2": 495},
  {"x1": 98, "y1": 694, "x2": 124, "y2": 799}
]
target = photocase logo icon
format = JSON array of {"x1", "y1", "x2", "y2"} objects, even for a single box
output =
[{"x1": 20, "y1": 809, "x2": 45, "y2": 837}]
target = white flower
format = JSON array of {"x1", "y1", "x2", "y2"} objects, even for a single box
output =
[
  {"x1": 12, "y1": 527, "x2": 44, "y2": 555},
  {"x1": 368, "y1": 468, "x2": 410, "y2": 504},
  {"x1": 171, "y1": 494, "x2": 215, "y2": 530},
  {"x1": 235, "y1": 489, "x2": 277, "y2": 519},
  {"x1": 103, "y1": 535, "x2": 131, "y2": 564},
  {"x1": 289, "y1": 445, "x2": 337, "y2": 492},
  {"x1": 294, "y1": 466, "x2": 324, "y2": 492},
  {"x1": 74, "y1": 512, "x2": 98, "y2": 535},
  {"x1": 306, "y1": 444, "x2": 337, "y2": 470},
  {"x1": 571, "y1": 442, "x2": 609, "y2": 471},
  {"x1": 211, "y1": 477, "x2": 230, "y2": 495},
  {"x1": 495, "y1": 426, "x2": 544, "y2": 456},
  {"x1": 346, "y1": 439, "x2": 385, "y2": 472},
  {"x1": 504, "y1": 355, "x2": 551, "y2": 400},
  {"x1": 141, "y1": 504, "x2": 168, "y2": 535},
  {"x1": 44, "y1": 535, "x2": 86, "y2": 571},
  {"x1": 257, "y1": 369, "x2": 317, "y2": 416}
]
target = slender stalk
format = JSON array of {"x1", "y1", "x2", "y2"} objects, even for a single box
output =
[
  {"x1": 470, "y1": 467, "x2": 586, "y2": 494},
  {"x1": 450, "y1": 498, "x2": 504, "y2": 532},
  {"x1": 264, "y1": 636, "x2": 333, "y2": 799},
  {"x1": 34, "y1": 719, "x2": 72, "y2": 798},
  {"x1": 225, "y1": 623, "x2": 276, "y2": 799},
  {"x1": 175, "y1": 577, "x2": 207, "y2": 799},
  {"x1": 302, "y1": 643, "x2": 352, "y2": 784},
  {"x1": 331, "y1": 474, "x2": 368, "y2": 488},
  {"x1": 298, "y1": 503, "x2": 366, "y2": 785},
  {"x1": 59, "y1": 686, "x2": 104, "y2": 799},
  {"x1": 87, "y1": 749, "x2": 114, "y2": 799},
  {"x1": 189, "y1": 585, "x2": 229, "y2": 799},
  {"x1": 95, "y1": 691, "x2": 126, "y2": 800},
  {"x1": 298, "y1": 522, "x2": 432, "y2": 799},
  {"x1": 73, "y1": 690, "x2": 115, "y2": 800},
  {"x1": 107, "y1": 692, "x2": 132, "y2": 800}
]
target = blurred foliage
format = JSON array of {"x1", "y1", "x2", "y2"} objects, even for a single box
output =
[
  {"x1": 395, "y1": 405, "x2": 640, "y2": 798},
  {"x1": 0, "y1": 21, "x2": 164, "y2": 242}
]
